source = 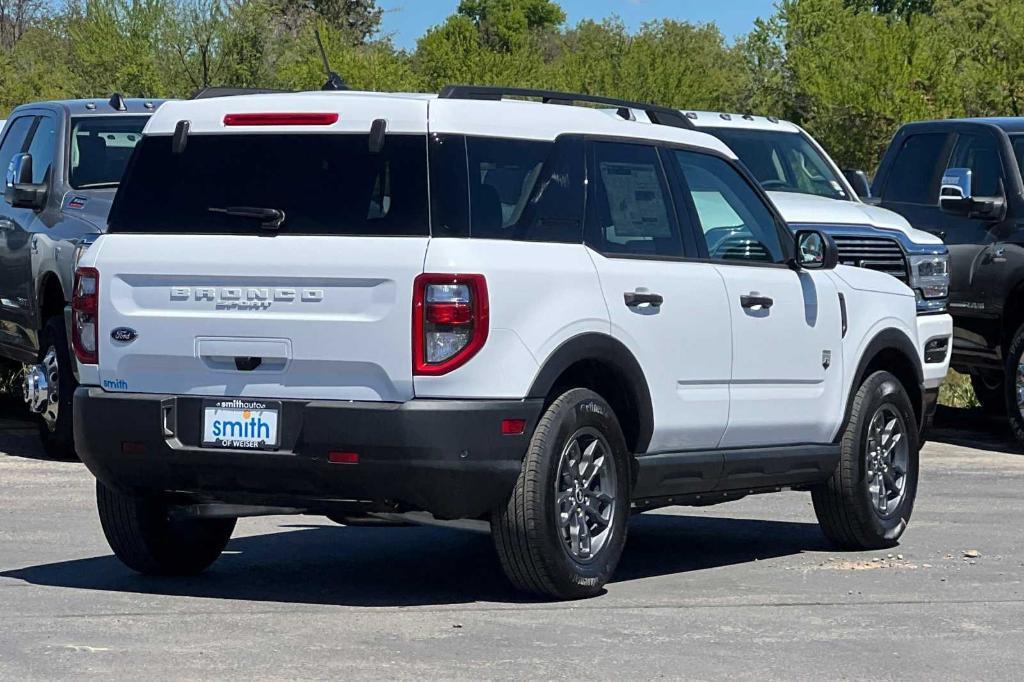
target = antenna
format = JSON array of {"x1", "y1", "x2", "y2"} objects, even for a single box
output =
[{"x1": 315, "y1": 29, "x2": 349, "y2": 91}]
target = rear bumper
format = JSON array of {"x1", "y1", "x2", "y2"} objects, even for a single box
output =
[{"x1": 74, "y1": 387, "x2": 542, "y2": 520}]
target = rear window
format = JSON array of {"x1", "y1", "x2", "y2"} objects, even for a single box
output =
[{"x1": 109, "y1": 133, "x2": 429, "y2": 236}]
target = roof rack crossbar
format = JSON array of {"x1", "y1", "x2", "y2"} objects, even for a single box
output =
[{"x1": 438, "y1": 85, "x2": 694, "y2": 130}]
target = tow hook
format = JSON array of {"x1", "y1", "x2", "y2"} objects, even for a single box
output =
[{"x1": 23, "y1": 364, "x2": 50, "y2": 414}]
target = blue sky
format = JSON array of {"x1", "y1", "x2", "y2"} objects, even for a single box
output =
[{"x1": 377, "y1": 0, "x2": 779, "y2": 49}]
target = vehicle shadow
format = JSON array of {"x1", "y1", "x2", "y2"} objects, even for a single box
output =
[
  {"x1": 1, "y1": 513, "x2": 829, "y2": 607},
  {"x1": 928, "y1": 405, "x2": 1021, "y2": 455},
  {"x1": 0, "y1": 396, "x2": 51, "y2": 461}
]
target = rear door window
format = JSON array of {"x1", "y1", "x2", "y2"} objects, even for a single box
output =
[
  {"x1": 585, "y1": 140, "x2": 685, "y2": 259},
  {"x1": 109, "y1": 133, "x2": 429, "y2": 236},
  {"x1": 70, "y1": 116, "x2": 149, "y2": 189},
  {"x1": 881, "y1": 133, "x2": 953, "y2": 204}
]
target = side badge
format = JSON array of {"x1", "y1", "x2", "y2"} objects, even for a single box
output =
[
  {"x1": 822, "y1": 350, "x2": 832, "y2": 370},
  {"x1": 111, "y1": 327, "x2": 138, "y2": 344}
]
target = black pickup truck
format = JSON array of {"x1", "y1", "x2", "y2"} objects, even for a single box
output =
[{"x1": 871, "y1": 118, "x2": 1024, "y2": 444}]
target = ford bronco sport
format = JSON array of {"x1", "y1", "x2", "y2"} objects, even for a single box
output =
[{"x1": 74, "y1": 86, "x2": 927, "y2": 599}]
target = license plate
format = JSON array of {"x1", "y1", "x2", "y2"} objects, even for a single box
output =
[{"x1": 202, "y1": 399, "x2": 281, "y2": 450}]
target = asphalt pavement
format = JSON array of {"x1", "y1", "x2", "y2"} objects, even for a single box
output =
[{"x1": 1, "y1": 404, "x2": 1022, "y2": 680}]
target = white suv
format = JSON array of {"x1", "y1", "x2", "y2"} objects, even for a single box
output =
[{"x1": 73, "y1": 86, "x2": 926, "y2": 600}]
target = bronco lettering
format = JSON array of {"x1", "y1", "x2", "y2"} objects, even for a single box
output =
[{"x1": 169, "y1": 287, "x2": 325, "y2": 305}]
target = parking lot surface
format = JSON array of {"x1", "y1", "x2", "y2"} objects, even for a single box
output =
[{"x1": 1, "y1": 406, "x2": 1023, "y2": 680}]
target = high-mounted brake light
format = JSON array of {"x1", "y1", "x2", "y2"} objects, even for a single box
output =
[
  {"x1": 72, "y1": 267, "x2": 99, "y2": 364},
  {"x1": 223, "y1": 113, "x2": 339, "y2": 127},
  {"x1": 413, "y1": 274, "x2": 488, "y2": 376}
]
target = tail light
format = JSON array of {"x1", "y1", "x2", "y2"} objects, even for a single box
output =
[
  {"x1": 223, "y1": 113, "x2": 339, "y2": 126},
  {"x1": 72, "y1": 267, "x2": 99, "y2": 364},
  {"x1": 413, "y1": 274, "x2": 488, "y2": 376}
]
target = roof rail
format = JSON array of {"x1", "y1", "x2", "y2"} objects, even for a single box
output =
[
  {"x1": 190, "y1": 87, "x2": 290, "y2": 100},
  {"x1": 438, "y1": 85, "x2": 694, "y2": 130}
]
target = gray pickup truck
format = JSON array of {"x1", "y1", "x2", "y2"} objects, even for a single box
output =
[{"x1": 0, "y1": 94, "x2": 164, "y2": 458}]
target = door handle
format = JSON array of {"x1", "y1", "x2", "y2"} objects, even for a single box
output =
[
  {"x1": 624, "y1": 291, "x2": 664, "y2": 308},
  {"x1": 740, "y1": 294, "x2": 774, "y2": 310}
]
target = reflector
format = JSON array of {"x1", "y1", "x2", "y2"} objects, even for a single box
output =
[{"x1": 328, "y1": 451, "x2": 359, "y2": 464}]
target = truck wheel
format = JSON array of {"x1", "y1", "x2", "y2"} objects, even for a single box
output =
[
  {"x1": 97, "y1": 481, "x2": 235, "y2": 575},
  {"x1": 1005, "y1": 325, "x2": 1024, "y2": 448},
  {"x1": 491, "y1": 388, "x2": 630, "y2": 600},
  {"x1": 34, "y1": 316, "x2": 77, "y2": 460},
  {"x1": 970, "y1": 371, "x2": 1006, "y2": 415},
  {"x1": 812, "y1": 371, "x2": 919, "y2": 549}
]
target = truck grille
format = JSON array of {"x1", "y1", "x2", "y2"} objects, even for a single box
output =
[{"x1": 831, "y1": 235, "x2": 908, "y2": 282}]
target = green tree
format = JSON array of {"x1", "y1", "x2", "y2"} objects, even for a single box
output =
[
  {"x1": 65, "y1": 0, "x2": 170, "y2": 98},
  {"x1": 265, "y1": 0, "x2": 382, "y2": 44},
  {"x1": 845, "y1": 0, "x2": 935, "y2": 16},
  {"x1": 0, "y1": 18, "x2": 72, "y2": 112},
  {"x1": 455, "y1": 0, "x2": 564, "y2": 51}
]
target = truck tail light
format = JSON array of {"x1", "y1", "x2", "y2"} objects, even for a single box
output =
[
  {"x1": 413, "y1": 274, "x2": 488, "y2": 376},
  {"x1": 72, "y1": 267, "x2": 99, "y2": 364}
]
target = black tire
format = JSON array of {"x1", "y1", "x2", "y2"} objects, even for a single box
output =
[
  {"x1": 1006, "y1": 325, "x2": 1024, "y2": 448},
  {"x1": 37, "y1": 316, "x2": 77, "y2": 460},
  {"x1": 812, "y1": 371, "x2": 919, "y2": 550},
  {"x1": 491, "y1": 388, "x2": 630, "y2": 600},
  {"x1": 97, "y1": 481, "x2": 235, "y2": 575},
  {"x1": 970, "y1": 370, "x2": 1006, "y2": 415}
]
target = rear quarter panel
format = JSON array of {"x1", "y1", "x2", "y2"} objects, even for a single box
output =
[{"x1": 416, "y1": 239, "x2": 609, "y2": 398}]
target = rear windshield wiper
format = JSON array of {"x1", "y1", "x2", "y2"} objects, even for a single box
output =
[{"x1": 208, "y1": 206, "x2": 286, "y2": 230}]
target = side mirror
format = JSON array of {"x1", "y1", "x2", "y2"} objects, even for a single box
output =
[
  {"x1": 843, "y1": 169, "x2": 872, "y2": 199},
  {"x1": 939, "y1": 167, "x2": 1007, "y2": 220},
  {"x1": 794, "y1": 229, "x2": 839, "y2": 270},
  {"x1": 4, "y1": 153, "x2": 47, "y2": 210},
  {"x1": 939, "y1": 167, "x2": 973, "y2": 216}
]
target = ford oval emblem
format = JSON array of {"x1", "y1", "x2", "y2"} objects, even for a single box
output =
[{"x1": 110, "y1": 327, "x2": 138, "y2": 343}]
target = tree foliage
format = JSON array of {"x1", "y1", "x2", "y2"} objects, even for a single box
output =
[{"x1": 0, "y1": 0, "x2": 1023, "y2": 171}]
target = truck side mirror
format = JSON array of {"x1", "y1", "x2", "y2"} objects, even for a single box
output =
[
  {"x1": 842, "y1": 169, "x2": 871, "y2": 199},
  {"x1": 4, "y1": 153, "x2": 47, "y2": 210},
  {"x1": 939, "y1": 167, "x2": 973, "y2": 216}
]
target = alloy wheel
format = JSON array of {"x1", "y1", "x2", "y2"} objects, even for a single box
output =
[
  {"x1": 40, "y1": 346, "x2": 59, "y2": 432},
  {"x1": 555, "y1": 427, "x2": 617, "y2": 563},
  {"x1": 864, "y1": 404, "x2": 909, "y2": 517},
  {"x1": 1016, "y1": 360, "x2": 1024, "y2": 416}
]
